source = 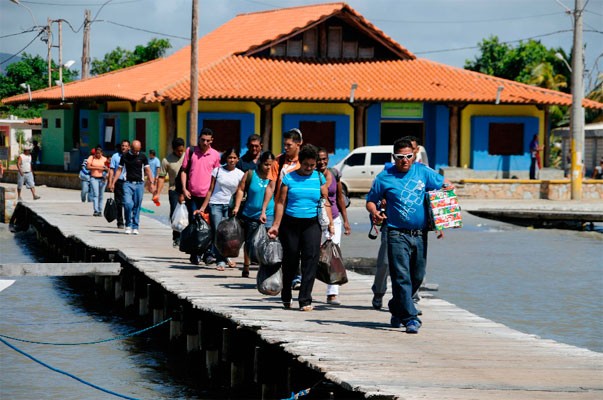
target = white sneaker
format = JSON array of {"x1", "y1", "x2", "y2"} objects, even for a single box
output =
[
  {"x1": 125, "y1": 227, "x2": 132, "y2": 234},
  {"x1": 132, "y1": 229, "x2": 139, "y2": 235}
]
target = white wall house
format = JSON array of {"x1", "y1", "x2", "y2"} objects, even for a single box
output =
[{"x1": 0, "y1": 116, "x2": 42, "y2": 167}]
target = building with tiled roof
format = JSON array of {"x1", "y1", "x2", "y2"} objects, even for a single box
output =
[{"x1": 2, "y1": 2, "x2": 602, "y2": 178}]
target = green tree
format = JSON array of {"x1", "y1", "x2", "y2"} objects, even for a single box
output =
[
  {"x1": 0, "y1": 53, "x2": 78, "y2": 118},
  {"x1": 465, "y1": 36, "x2": 573, "y2": 127},
  {"x1": 91, "y1": 38, "x2": 171, "y2": 75},
  {"x1": 465, "y1": 36, "x2": 572, "y2": 91}
]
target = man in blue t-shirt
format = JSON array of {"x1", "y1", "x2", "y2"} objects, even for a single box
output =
[
  {"x1": 366, "y1": 138, "x2": 452, "y2": 334},
  {"x1": 108, "y1": 140, "x2": 130, "y2": 229}
]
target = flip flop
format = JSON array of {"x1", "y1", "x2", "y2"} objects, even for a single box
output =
[
  {"x1": 216, "y1": 265, "x2": 225, "y2": 271},
  {"x1": 227, "y1": 259, "x2": 237, "y2": 268}
]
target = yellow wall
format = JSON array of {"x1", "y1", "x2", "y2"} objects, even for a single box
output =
[
  {"x1": 106, "y1": 101, "x2": 133, "y2": 112},
  {"x1": 176, "y1": 101, "x2": 261, "y2": 145},
  {"x1": 271, "y1": 102, "x2": 354, "y2": 154},
  {"x1": 460, "y1": 105, "x2": 544, "y2": 168}
]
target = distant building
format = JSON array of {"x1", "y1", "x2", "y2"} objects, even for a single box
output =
[
  {"x1": 553, "y1": 122, "x2": 603, "y2": 177},
  {"x1": 0, "y1": 116, "x2": 41, "y2": 167}
]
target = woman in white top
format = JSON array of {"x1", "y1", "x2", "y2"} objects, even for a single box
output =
[{"x1": 199, "y1": 147, "x2": 244, "y2": 270}]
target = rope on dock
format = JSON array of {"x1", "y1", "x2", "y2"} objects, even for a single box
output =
[
  {"x1": 0, "y1": 336, "x2": 140, "y2": 400},
  {"x1": 0, "y1": 317, "x2": 172, "y2": 346},
  {"x1": 282, "y1": 388, "x2": 311, "y2": 399}
]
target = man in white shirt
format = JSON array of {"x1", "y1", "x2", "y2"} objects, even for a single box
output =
[{"x1": 17, "y1": 145, "x2": 40, "y2": 200}]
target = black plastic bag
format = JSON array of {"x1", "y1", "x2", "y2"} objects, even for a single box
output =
[
  {"x1": 257, "y1": 236, "x2": 283, "y2": 266},
  {"x1": 257, "y1": 262, "x2": 283, "y2": 296},
  {"x1": 215, "y1": 216, "x2": 244, "y2": 258},
  {"x1": 317, "y1": 240, "x2": 348, "y2": 285},
  {"x1": 103, "y1": 197, "x2": 117, "y2": 223},
  {"x1": 245, "y1": 223, "x2": 267, "y2": 264},
  {"x1": 179, "y1": 215, "x2": 212, "y2": 255}
]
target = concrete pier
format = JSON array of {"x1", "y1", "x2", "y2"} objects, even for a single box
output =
[{"x1": 4, "y1": 185, "x2": 603, "y2": 399}]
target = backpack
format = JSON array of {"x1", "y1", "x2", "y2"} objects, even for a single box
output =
[{"x1": 174, "y1": 147, "x2": 194, "y2": 194}]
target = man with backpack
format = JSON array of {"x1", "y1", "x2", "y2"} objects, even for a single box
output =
[
  {"x1": 180, "y1": 128, "x2": 221, "y2": 264},
  {"x1": 156, "y1": 137, "x2": 186, "y2": 247}
]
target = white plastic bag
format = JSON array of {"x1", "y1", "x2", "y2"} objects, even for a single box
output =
[{"x1": 171, "y1": 203, "x2": 189, "y2": 232}]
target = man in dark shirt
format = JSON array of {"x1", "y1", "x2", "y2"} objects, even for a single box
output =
[
  {"x1": 236, "y1": 134, "x2": 262, "y2": 172},
  {"x1": 109, "y1": 140, "x2": 155, "y2": 235}
]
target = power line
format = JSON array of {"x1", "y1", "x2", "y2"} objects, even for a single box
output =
[
  {"x1": 415, "y1": 29, "x2": 574, "y2": 55},
  {"x1": 0, "y1": 28, "x2": 40, "y2": 40},
  {"x1": 0, "y1": 30, "x2": 45, "y2": 65},
  {"x1": 99, "y1": 20, "x2": 189, "y2": 40},
  {"x1": 21, "y1": 0, "x2": 143, "y2": 5},
  {"x1": 372, "y1": 12, "x2": 562, "y2": 25}
]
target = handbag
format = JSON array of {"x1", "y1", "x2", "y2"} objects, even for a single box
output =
[
  {"x1": 317, "y1": 240, "x2": 348, "y2": 285},
  {"x1": 103, "y1": 197, "x2": 118, "y2": 222}
]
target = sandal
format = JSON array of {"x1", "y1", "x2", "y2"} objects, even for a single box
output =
[
  {"x1": 227, "y1": 258, "x2": 237, "y2": 268},
  {"x1": 242, "y1": 265, "x2": 250, "y2": 278},
  {"x1": 216, "y1": 265, "x2": 225, "y2": 271},
  {"x1": 300, "y1": 305, "x2": 314, "y2": 312}
]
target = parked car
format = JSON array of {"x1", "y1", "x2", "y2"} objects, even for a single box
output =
[{"x1": 332, "y1": 145, "x2": 393, "y2": 195}]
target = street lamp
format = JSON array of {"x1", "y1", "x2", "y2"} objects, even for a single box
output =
[
  {"x1": 555, "y1": 52, "x2": 572, "y2": 72},
  {"x1": 349, "y1": 83, "x2": 358, "y2": 103},
  {"x1": 20, "y1": 83, "x2": 32, "y2": 102},
  {"x1": 9, "y1": 0, "x2": 39, "y2": 29}
]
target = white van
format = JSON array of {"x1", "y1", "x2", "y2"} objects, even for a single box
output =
[{"x1": 333, "y1": 145, "x2": 393, "y2": 195}]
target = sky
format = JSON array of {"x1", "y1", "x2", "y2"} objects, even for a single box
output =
[{"x1": 1, "y1": 0, "x2": 602, "y2": 90}]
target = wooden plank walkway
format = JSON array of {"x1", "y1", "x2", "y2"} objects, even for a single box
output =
[{"x1": 12, "y1": 195, "x2": 603, "y2": 399}]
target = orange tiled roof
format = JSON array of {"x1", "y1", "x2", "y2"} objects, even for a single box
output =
[
  {"x1": 2, "y1": 2, "x2": 602, "y2": 110},
  {"x1": 160, "y1": 56, "x2": 601, "y2": 108},
  {"x1": 26, "y1": 117, "x2": 42, "y2": 125}
]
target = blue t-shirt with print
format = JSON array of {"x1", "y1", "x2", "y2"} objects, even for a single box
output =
[
  {"x1": 242, "y1": 170, "x2": 274, "y2": 219},
  {"x1": 282, "y1": 170, "x2": 325, "y2": 219},
  {"x1": 366, "y1": 163, "x2": 444, "y2": 230}
]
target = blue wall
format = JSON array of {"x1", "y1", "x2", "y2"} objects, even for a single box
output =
[
  {"x1": 471, "y1": 116, "x2": 539, "y2": 171},
  {"x1": 366, "y1": 103, "x2": 450, "y2": 169},
  {"x1": 282, "y1": 113, "x2": 350, "y2": 166}
]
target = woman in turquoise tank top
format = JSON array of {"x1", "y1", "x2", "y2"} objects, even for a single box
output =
[
  {"x1": 232, "y1": 151, "x2": 276, "y2": 277},
  {"x1": 268, "y1": 144, "x2": 334, "y2": 311}
]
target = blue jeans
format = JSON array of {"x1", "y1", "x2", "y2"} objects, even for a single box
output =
[
  {"x1": 81, "y1": 179, "x2": 93, "y2": 203},
  {"x1": 387, "y1": 228, "x2": 427, "y2": 325},
  {"x1": 90, "y1": 177, "x2": 106, "y2": 213},
  {"x1": 372, "y1": 225, "x2": 389, "y2": 296},
  {"x1": 209, "y1": 203, "x2": 230, "y2": 264},
  {"x1": 123, "y1": 181, "x2": 144, "y2": 229}
]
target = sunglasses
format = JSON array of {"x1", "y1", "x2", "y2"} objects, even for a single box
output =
[{"x1": 392, "y1": 153, "x2": 414, "y2": 161}]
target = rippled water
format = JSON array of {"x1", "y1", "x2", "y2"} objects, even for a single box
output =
[
  {"x1": 0, "y1": 225, "x2": 202, "y2": 400},
  {"x1": 343, "y1": 208, "x2": 603, "y2": 353}
]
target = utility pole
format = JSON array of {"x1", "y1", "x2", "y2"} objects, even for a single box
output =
[
  {"x1": 570, "y1": 0, "x2": 584, "y2": 200},
  {"x1": 46, "y1": 18, "x2": 53, "y2": 87},
  {"x1": 58, "y1": 19, "x2": 63, "y2": 82},
  {"x1": 81, "y1": 9, "x2": 91, "y2": 79},
  {"x1": 189, "y1": 0, "x2": 199, "y2": 147}
]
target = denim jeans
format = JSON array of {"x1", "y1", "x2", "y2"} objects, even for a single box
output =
[
  {"x1": 209, "y1": 203, "x2": 230, "y2": 264},
  {"x1": 372, "y1": 225, "x2": 389, "y2": 296},
  {"x1": 90, "y1": 177, "x2": 106, "y2": 213},
  {"x1": 387, "y1": 228, "x2": 427, "y2": 325},
  {"x1": 81, "y1": 179, "x2": 93, "y2": 203},
  {"x1": 123, "y1": 181, "x2": 144, "y2": 229}
]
